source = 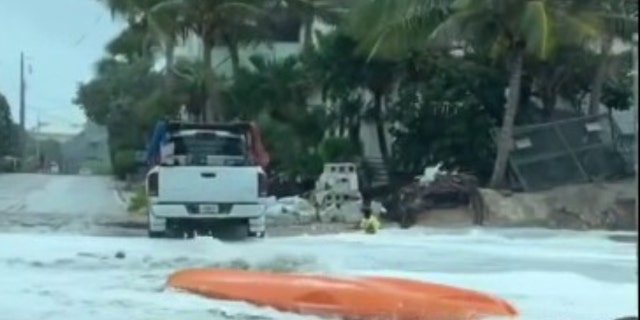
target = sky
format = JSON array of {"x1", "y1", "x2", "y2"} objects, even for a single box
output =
[{"x1": 0, "y1": 0, "x2": 125, "y2": 134}]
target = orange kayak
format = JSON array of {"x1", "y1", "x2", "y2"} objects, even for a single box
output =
[{"x1": 167, "y1": 268, "x2": 518, "y2": 320}]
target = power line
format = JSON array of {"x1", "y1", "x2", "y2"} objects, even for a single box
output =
[{"x1": 71, "y1": 12, "x2": 105, "y2": 47}]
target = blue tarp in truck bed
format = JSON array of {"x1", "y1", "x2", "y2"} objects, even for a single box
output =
[{"x1": 145, "y1": 120, "x2": 168, "y2": 165}]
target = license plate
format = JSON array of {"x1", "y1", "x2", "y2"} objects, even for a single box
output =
[{"x1": 199, "y1": 204, "x2": 219, "y2": 214}]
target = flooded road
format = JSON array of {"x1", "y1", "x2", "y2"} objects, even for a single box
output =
[
  {"x1": 0, "y1": 173, "x2": 129, "y2": 234},
  {"x1": 0, "y1": 174, "x2": 636, "y2": 320}
]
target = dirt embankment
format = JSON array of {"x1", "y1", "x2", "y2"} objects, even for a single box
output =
[
  {"x1": 479, "y1": 180, "x2": 637, "y2": 230},
  {"x1": 380, "y1": 179, "x2": 637, "y2": 231}
]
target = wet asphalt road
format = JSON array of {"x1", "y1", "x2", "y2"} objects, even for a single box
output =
[{"x1": 0, "y1": 173, "x2": 136, "y2": 235}]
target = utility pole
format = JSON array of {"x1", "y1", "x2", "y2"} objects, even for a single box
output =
[
  {"x1": 19, "y1": 52, "x2": 26, "y2": 170},
  {"x1": 33, "y1": 117, "x2": 43, "y2": 169},
  {"x1": 633, "y1": 33, "x2": 638, "y2": 261},
  {"x1": 633, "y1": 33, "x2": 638, "y2": 174}
]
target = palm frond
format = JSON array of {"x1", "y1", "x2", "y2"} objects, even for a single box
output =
[
  {"x1": 347, "y1": 0, "x2": 452, "y2": 60},
  {"x1": 218, "y1": 1, "x2": 265, "y2": 16},
  {"x1": 519, "y1": 0, "x2": 554, "y2": 59},
  {"x1": 106, "y1": 25, "x2": 159, "y2": 58}
]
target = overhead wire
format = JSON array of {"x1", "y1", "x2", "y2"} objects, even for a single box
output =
[{"x1": 71, "y1": 12, "x2": 105, "y2": 47}]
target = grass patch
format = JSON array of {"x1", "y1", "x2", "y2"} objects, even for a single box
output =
[{"x1": 127, "y1": 185, "x2": 148, "y2": 215}]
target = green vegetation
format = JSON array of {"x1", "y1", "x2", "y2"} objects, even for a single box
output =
[
  {"x1": 0, "y1": 93, "x2": 37, "y2": 172},
  {"x1": 74, "y1": 0, "x2": 637, "y2": 189},
  {"x1": 127, "y1": 185, "x2": 149, "y2": 214},
  {"x1": 0, "y1": 94, "x2": 12, "y2": 158}
]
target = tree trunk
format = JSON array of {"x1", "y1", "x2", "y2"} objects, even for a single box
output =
[
  {"x1": 488, "y1": 50, "x2": 524, "y2": 189},
  {"x1": 223, "y1": 34, "x2": 241, "y2": 78},
  {"x1": 588, "y1": 37, "x2": 614, "y2": 115},
  {"x1": 202, "y1": 40, "x2": 216, "y2": 123},
  {"x1": 302, "y1": 19, "x2": 314, "y2": 54},
  {"x1": 372, "y1": 92, "x2": 390, "y2": 167},
  {"x1": 348, "y1": 116, "x2": 360, "y2": 149},
  {"x1": 164, "y1": 36, "x2": 175, "y2": 91},
  {"x1": 541, "y1": 89, "x2": 557, "y2": 120},
  {"x1": 338, "y1": 114, "x2": 346, "y2": 137}
]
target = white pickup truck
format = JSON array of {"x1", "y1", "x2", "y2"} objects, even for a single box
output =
[{"x1": 145, "y1": 121, "x2": 269, "y2": 239}]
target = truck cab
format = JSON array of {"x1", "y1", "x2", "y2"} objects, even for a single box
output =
[{"x1": 145, "y1": 121, "x2": 269, "y2": 239}]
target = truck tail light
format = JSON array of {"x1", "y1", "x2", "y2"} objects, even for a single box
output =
[
  {"x1": 147, "y1": 172, "x2": 159, "y2": 197},
  {"x1": 258, "y1": 172, "x2": 268, "y2": 197}
]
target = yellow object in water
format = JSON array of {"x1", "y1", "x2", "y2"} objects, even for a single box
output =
[{"x1": 360, "y1": 216, "x2": 381, "y2": 234}]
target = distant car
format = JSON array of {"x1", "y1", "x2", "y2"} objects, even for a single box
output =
[{"x1": 78, "y1": 167, "x2": 92, "y2": 175}]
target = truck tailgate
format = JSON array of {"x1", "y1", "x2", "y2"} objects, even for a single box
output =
[{"x1": 158, "y1": 166, "x2": 260, "y2": 203}]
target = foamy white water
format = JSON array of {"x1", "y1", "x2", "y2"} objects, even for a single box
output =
[{"x1": 0, "y1": 228, "x2": 636, "y2": 320}]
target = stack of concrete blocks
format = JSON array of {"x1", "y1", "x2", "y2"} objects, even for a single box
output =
[{"x1": 313, "y1": 162, "x2": 363, "y2": 222}]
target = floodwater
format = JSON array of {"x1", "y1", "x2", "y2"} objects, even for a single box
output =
[{"x1": 0, "y1": 174, "x2": 636, "y2": 320}]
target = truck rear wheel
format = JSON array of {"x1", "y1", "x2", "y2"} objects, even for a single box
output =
[
  {"x1": 166, "y1": 219, "x2": 195, "y2": 239},
  {"x1": 148, "y1": 215, "x2": 166, "y2": 238},
  {"x1": 148, "y1": 230, "x2": 165, "y2": 238},
  {"x1": 149, "y1": 229, "x2": 194, "y2": 239},
  {"x1": 249, "y1": 231, "x2": 266, "y2": 238},
  {"x1": 148, "y1": 218, "x2": 195, "y2": 239},
  {"x1": 210, "y1": 220, "x2": 250, "y2": 240}
]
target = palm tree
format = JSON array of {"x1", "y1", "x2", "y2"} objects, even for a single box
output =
[
  {"x1": 347, "y1": 0, "x2": 452, "y2": 60},
  {"x1": 277, "y1": 0, "x2": 350, "y2": 54},
  {"x1": 583, "y1": 0, "x2": 637, "y2": 115},
  {"x1": 528, "y1": 44, "x2": 596, "y2": 119},
  {"x1": 348, "y1": 0, "x2": 602, "y2": 188},
  {"x1": 170, "y1": 58, "x2": 210, "y2": 119},
  {"x1": 217, "y1": 7, "x2": 273, "y2": 78},
  {"x1": 305, "y1": 32, "x2": 364, "y2": 145},
  {"x1": 0, "y1": 93, "x2": 13, "y2": 157},
  {"x1": 159, "y1": 0, "x2": 267, "y2": 122},
  {"x1": 105, "y1": 21, "x2": 159, "y2": 61},
  {"x1": 223, "y1": 55, "x2": 313, "y2": 121},
  {"x1": 306, "y1": 31, "x2": 397, "y2": 168},
  {"x1": 97, "y1": 0, "x2": 184, "y2": 90}
]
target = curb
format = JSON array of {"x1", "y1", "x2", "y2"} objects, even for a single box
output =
[{"x1": 113, "y1": 189, "x2": 129, "y2": 208}]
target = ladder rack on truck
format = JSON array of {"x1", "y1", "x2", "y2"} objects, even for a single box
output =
[{"x1": 146, "y1": 120, "x2": 269, "y2": 169}]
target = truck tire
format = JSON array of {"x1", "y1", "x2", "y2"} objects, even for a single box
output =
[
  {"x1": 148, "y1": 219, "x2": 168, "y2": 238},
  {"x1": 184, "y1": 228, "x2": 196, "y2": 239},
  {"x1": 150, "y1": 229, "x2": 193, "y2": 239},
  {"x1": 148, "y1": 230, "x2": 165, "y2": 238},
  {"x1": 148, "y1": 215, "x2": 165, "y2": 238},
  {"x1": 249, "y1": 230, "x2": 266, "y2": 238},
  {"x1": 212, "y1": 221, "x2": 249, "y2": 240},
  {"x1": 167, "y1": 221, "x2": 195, "y2": 239}
]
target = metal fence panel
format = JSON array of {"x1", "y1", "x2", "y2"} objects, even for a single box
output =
[
  {"x1": 496, "y1": 114, "x2": 631, "y2": 191},
  {"x1": 515, "y1": 154, "x2": 586, "y2": 191},
  {"x1": 509, "y1": 125, "x2": 566, "y2": 163}
]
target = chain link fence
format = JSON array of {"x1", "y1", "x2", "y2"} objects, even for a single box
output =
[{"x1": 495, "y1": 114, "x2": 632, "y2": 191}]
